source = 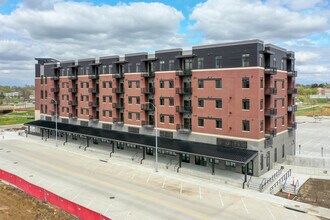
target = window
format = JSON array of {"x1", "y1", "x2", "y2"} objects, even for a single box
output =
[
  {"x1": 109, "y1": 81, "x2": 112, "y2": 88},
  {"x1": 86, "y1": 109, "x2": 89, "y2": 115},
  {"x1": 182, "y1": 154, "x2": 190, "y2": 163},
  {"x1": 160, "y1": 80, "x2": 164, "y2": 88},
  {"x1": 103, "y1": 110, "x2": 106, "y2": 117},
  {"x1": 45, "y1": 91, "x2": 47, "y2": 99},
  {"x1": 128, "y1": 81, "x2": 132, "y2": 88},
  {"x1": 127, "y1": 63, "x2": 132, "y2": 73},
  {"x1": 128, "y1": 97, "x2": 132, "y2": 104},
  {"x1": 169, "y1": 60, "x2": 174, "y2": 71},
  {"x1": 169, "y1": 98, "x2": 174, "y2": 106},
  {"x1": 197, "y1": 57, "x2": 204, "y2": 69},
  {"x1": 282, "y1": 144, "x2": 285, "y2": 158},
  {"x1": 216, "y1": 119, "x2": 222, "y2": 129},
  {"x1": 103, "y1": 81, "x2": 106, "y2": 88},
  {"x1": 273, "y1": 58, "x2": 276, "y2": 67},
  {"x1": 136, "y1": 81, "x2": 140, "y2": 88},
  {"x1": 198, "y1": 80, "x2": 204, "y2": 88},
  {"x1": 136, "y1": 97, "x2": 140, "y2": 104},
  {"x1": 198, "y1": 118, "x2": 204, "y2": 127},
  {"x1": 242, "y1": 77, "x2": 250, "y2": 88},
  {"x1": 136, "y1": 113, "x2": 140, "y2": 120},
  {"x1": 136, "y1": 63, "x2": 140, "y2": 72},
  {"x1": 242, "y1": 54, "x2": 250, "y2": 67},
  {"x1": 128, "y1": 112, "x2": 132, "y2": 119},
  {"x1": 282, "y1": 99, "x2": 284, "y2": 107},
  {"x1": 260, "y1": 154, "x2": 264, "y2": 170},
  {"x1": 282, "y1": 81, "x2": 284, "y2": 89},
  {"x1": 86, "y1": 67, "x2": 89, "y2": 75},
  {"x1": 160, "y1": 61, "x2": 165, "y2": 71},
  {"x1": 169, "y1": 80, "x2": 174, "y2": 88},
  {"x1": 260, "y1": 77, "x2": 264, "y2": 88},
  {"x1": 103, "y1": 96, "x2": 106, "y2": 102},
  {"x1": 81, "y1": 95, "x2": 83, "y2": 101},
  {"x1": 260, "y1": 99, "x2": 263, "y2": 110},
  {"x1": 274, "y1": 148, "x2": 277, "y2": 162},
  {"x1": 160, "y1": 115, "x2": 165, "y2": 123},
  {"x1": 274, "y1": 118, "x2": 277, "y2": 127},
  {"x1": 80, "y1": 108, "x2": 83, "y2": 114},
  {"x1": 160, "y1": 98, "x2": 164, "y2": 106},
  {"x1": 225, "y1": 161, "x2": 236, "y2": 168},
  {"x1": 215, "y1": 79, "x2": 222, "y2": 88},
  {"x1": 80, "y1": 82, "x2": 83, "y2": 88},
  {"x1": 215, "y1": 56, "x2": 222, "y2": 68},
  {"x1": 260, "y1": 120, "x2": 264, "y2": 131},
  {"x1": 242, "y1": 99, "x2": 250, "y2": 110},
  {"x1": 282, "y1": 117, "x2": 285, "y2": 126},
  {"x1": 108, "y1": 65, "x2": 112, "y2": 74},
  {"x1": 216, "y1": 99, "x2": 222, "y2": 108},
  {"x1": 109, "y1": 96, "x2": 112, "y2": 103},
  {"x1": 198, "y1": 99, "x2": 204, "y2": 107},
  {"x1": 102, "y1": 65, "x2": 107, "y2": 74},
  {"x1": 86, "y1": 82, "x2": 89, "y2": 88},
  {"x1": 169, "y1": 116, "x2": 174, "y2": 124},
  {"x1": 109, "y1": 110, "x2": 112, "y2": 117},
  {"x1": 242, "y1": 120, "x2": 250, "y2": 131},
  {"x1": 41, "y1": 91, "x2": 44, "y2": 99}
]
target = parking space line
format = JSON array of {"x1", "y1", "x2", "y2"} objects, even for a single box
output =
[
  {"x1": 162, "y1": 177, "x2": 166, "y2": 189},
  {"x1": 72, "y1": 192, "x2": 82, "y2": 201},
  {"x1": 180, "y1": 182, "x2": 183, "y2": 194},
  {"x1": 86, "y1": 197, "x2": 94, "y2": 207},
  {"x1": 241, "y1": 198, "x2": 249, "y2": 214},
  {"x1": 219, "y1": 191, "x2": 224, "y2": 207},
  {"x1": 267, "y1": 206, "x2": 276, "y2": 220},
  {"x1": 146, "y1": 173, "x2": 152, "y2": 183},
  {"x1": 199, "y1": 186, "x2": 202, "y2": 200}
]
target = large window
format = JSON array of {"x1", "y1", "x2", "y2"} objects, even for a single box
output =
[
  {"x1": 127, "y1": 63, "x2": 132, "y2": 73},
  {"x1": 169, "y1": 80, "x2": 174, "y2": 88},
  {"x1": 160, "y1": 80, "x2": 164, "y2": 88},
  {"x1": 169, "y1": 60, "x2": 174, "y2": 71},
  {"x1": 160, "y1": 98, "x2": 164, "y2": 106},
  {"x1": 128, "y1": 97, "x2": 132, "y2": 104},
  {"x1": 216, "y1": 119, "x2": 222, "y2": 129},
  {"x1": 242, "y1": 99, "x2": 250, "y2": 110},
  {"x1": 160, "y1": 115, "x2": 165, "y2": 123},
  {"x1": 197, "y1": 57, "x2": 204, "y2": 69},
  {"x1": 242, "y1": 120, "x2": 250, "y2": 131},
  {"x1": 160, "y1": 61, "x2": 165, "y2": 71},
  {"x1": 198, "y1": 99, "x2": 204, "y2": 107},
  {"x1": 182, "y1": 154, "x2": 190, "y2": 163},
  {"x1": 215, "y1": 56, "x2": 222, "y2": 68},
  {"x1": 198, "y1": 80, "x2": 204, "y2": 88},
  {"x1": 242, "y1": 77, "x2": 250, "y2": 88},
  {"x1": 198, "y1": 118, "x2": 204, "y2": 127},
  {"x1": 169, "y1": 115, "x2": 174, "y2": 124},
  {"x1": 242, "y1": 54, "x2": 250, "y2": 67},
  {"x1": 169, "y1": 98, "x2": 174, "y2": 106},
  {"x1": 136, "y1": 63, "x2": 140, "y2": 72},
  {"x1": 215, "y1": 79, "x2": 222, "y2": 88},
  {"x1": 225, "y1": 161, "x2": 236, "y2": 168},
  {"x1": 216, "y1": 99, "x2": 222, "y2": 108}
]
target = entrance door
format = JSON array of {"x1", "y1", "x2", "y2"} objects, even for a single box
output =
[
  {"x1": 266, "y1": 151, "x2": 270, "y2": 171},
  {"x1": 242, "y1": 160, "x2": 254, "y2": 175},
  {"x1": 183, "y1": 118, "x2": 191, "y2": 129}
]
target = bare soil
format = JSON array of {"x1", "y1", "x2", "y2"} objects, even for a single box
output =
[
  {"x1": 277, "y1": 178, "x2": 330, "y2": 209},
  {"x1": 0, "y1": 181, "x2": 78, "y2": 220}
]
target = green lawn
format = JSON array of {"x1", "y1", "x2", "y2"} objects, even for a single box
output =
[
  {"x1": 296, "y1": 106, "x2": 321, "y2": 116},
  {"x1": 0, "y1": 108, "x2": 35, "y2": 125}
]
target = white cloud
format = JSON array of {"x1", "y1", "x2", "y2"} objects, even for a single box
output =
[
  {"x1": 266, "y1": 0, "x2": 326, "y2": 11},
  {"x1": 295, "y1": 51, "x2": 320, "y2": 65},
  {"x1": 189, "y1": 0, "x2": 328, "y2": 42}
]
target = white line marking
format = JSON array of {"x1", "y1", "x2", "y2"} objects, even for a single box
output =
[
  {"x1": 219, "y1": 191, "x2": 224, "y2": 207},
  {"x1": 180, "y1": 183, "x2": 183, "y2": 194},
  {"x1": 199, "y1": 186, "x2": 202, "y2": 200},
  {"x1": 86, "y1": 197, "x2": 94, "y2": 207},
  {"x1": 267, "y1": 206, "x2": 276, "y2": 220},
  {"x1": 241, "y1": 198, "x2": 249, "y2": 214},
  {"x1": 146, "y1": 173, "x2": 152, "y2": 183},
  {"x1": 72, "y1": 192, "x2": 82, "y2": 201},
  {"x1": 103, "y1": 204, "x2": 112, "y2": 215},
  {"x1": 125, "y1": 211, "x2": 131, "y2": 220},
  {"x1": 162, "y1": 177, "x2": 166, "y2": 188}
]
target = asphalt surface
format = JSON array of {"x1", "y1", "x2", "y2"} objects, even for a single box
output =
[{"x1": 0, "y1": 132, "x2": 328, "y2": 220}]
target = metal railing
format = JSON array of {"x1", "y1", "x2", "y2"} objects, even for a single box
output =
[
  {"x1": 269, "y1": 169, "x2": 292, "y2": 194},
  {"x1": 259, "y1": 167, "x2": 284, "y2": 192}
]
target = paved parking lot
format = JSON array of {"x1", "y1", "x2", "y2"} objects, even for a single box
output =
[
  {"x1": 296, "y1": 116, "x2": 330, "y2": 157},
  {"x1": 1, "y1": 131, "x2": 329, "y2": 219}
]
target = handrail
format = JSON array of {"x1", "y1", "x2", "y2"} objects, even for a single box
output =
[
  {"x1": 247, "y1": 175, "x2": 253, "y2": 187},
  {"x1": 260, "y1": 167, "x2": 283, "y2": 192},
  {"x1": 269, "y1": 169, "x2": 292, "y2": 194},
  {"x1": 166, "y1": 159, "x2": 173, "y2": 169},
  {"x1": 131, "y1": 152, "x2": 139, "y2": 161}
]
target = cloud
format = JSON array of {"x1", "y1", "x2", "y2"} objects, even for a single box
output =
[
  {"x1": 266, "y1": 0, "x2": 326, "y2": 11},
  {"x1": 21, "y1": 0, "x2": 59, "y2": 11},
  {"x1": 189, "y1": 0, "x2": 328, "y2": 42}
]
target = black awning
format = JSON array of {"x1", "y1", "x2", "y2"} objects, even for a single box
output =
[
  {"x1": 68, "y1": 64, "x2": 79, "y2": 68},
  {"x1": 26, "y1": 120, "x2": 257, "y2": 164},
  {"x1": 141, "y1": 58, "x2": 158, "y2": 62},
  {"x1": 175, "y1": 54, "x2": 196, "y2": 59},
  {"x1": 113, "y1": 60, "x2": 128, "y2": 64},
  {"x1": 89, "y1": 62, "x2": 102, "y2": 66}
]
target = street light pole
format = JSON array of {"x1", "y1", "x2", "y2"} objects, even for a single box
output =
[
  {"x1": 50, "y1": 98, "x2": 58, "y2": 147},
  {"x1": 145, "y1": 102, "x2": 158, "y2": 172}
]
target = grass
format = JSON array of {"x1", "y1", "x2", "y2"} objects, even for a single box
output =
[
  {"x1": 296, "y1": 105, "x2": 330, "y2": 116},
  {"x1": 0, "y1": 108, "x2": 35, "y2": 125}
]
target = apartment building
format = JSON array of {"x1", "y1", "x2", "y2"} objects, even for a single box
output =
[{"x1": 29, "y1": 39, "x2": 297, "y2": 178}]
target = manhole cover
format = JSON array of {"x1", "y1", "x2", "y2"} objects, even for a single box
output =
[
  {"x1": 109, "y1": 196, "x2": 115, "y2": 199},
  {"x1": 14, "y1": 162, "x2": 18, "y2": 164}
]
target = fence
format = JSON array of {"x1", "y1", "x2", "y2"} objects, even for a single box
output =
[
  {"x1": 0, "y1": 169, "x2": 110, "y2": 220},
  {"x1": 269, "y1": 169, "x2": 292, "y2": 194}
]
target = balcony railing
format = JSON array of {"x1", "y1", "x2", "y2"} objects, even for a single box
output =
[
  {"x1": 176, "y1": 124, "x2": 192, "y2": 133},
  {"x1": 141, "y1": 103, "x2": 154, "y2": 111},
  {"x1": 176, "y1": 106, "x2": 192, "y2": 113},
  {"x1": 68, "y1": 100, "x2": 78, "y2": 106},
  {"x1": 265, "y1": 108, "x2": 277, "y2": 117},
  {"x1": 112, "y1": 88, "x2": 124, "y2": 94},
  {"x1": 265, "y1": 128, "x2": 277, "y2": 137},
  {"x1": 288, "y1": 105, "x2": 297, "y2": 112},
  {"x1": 176, "y1": 69, "x2": 192, "y2": 77},
  {"x1": 265, "y1": 88, "x2": 277, "y2": 95},
  {"x1": 50, "y1": 111, "x2": 56, "y2": 116},
  {"x1": 112, "y1": 73, "x2": 124, "y2": 78},
  {"x1": 68, "y1": 113, "x2": 77, "y2": 118},
  {"x1": 141, "y1": 87, "x2": 155, "y2": 94},
  {"x1": 68, "y1": 75, "x2": 77, "y2": 80},
  {"x1": 51, "y1": 76, "x2": 59, "y2": 81},
  {"x1": 142, "y1": 120, "x2": 154, "y2": 128},
  {"x1": 88, "y1": 101, "x2": 99, "y2": 108},
  {"x1": 287, "y1": 71, "x2": 297, "y2": 77},
  {"x1": 88, "y1": 74, "x2": 99, "y2": 80},
  {"x1": 141, "y1": 71, "x2": 155, "y2": 78},
  {"x1": 288, "y1": 122, "x2": 297, "y2": 130},
  {"x1": 89, "y1": 115, "x2": 99, "y2": 121},
  {"x1": 51, "y1": 87, "x2": 59, "y2": 93},
  {"x1": 68, "y1": 87, "x2": 77, "y2": 93},
  {"x1": 176, "y1": 87, "x2": 192, "y2": 95},
  {"x1": 264, "y1": 66, "x2": 277, "y2": 75},
  {"x1": 88, "y1": 88, "x2": 98, "y2": 94},
  {"x1": 288, "y1": 88, "x2": 298, "y2": 95},
  {"x1": 113, "y1": 117, "x2": 124, "y2": 124},
  {"x1": 112, "y1": 103, "x2": 124, "y2": 109}
]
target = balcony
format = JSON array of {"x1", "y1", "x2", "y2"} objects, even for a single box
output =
[
  {"x1": 112, "y1": 88, "x2": 124, "y2": 94},
  {"x1": 288, "y1": 105, "x2": 297, "y2": 112},
  {"x1": 88, "y1": 74, "x2": 99, "y2": 80},
  {"x1": 89, "y1": 115, "x2": 99, "y2": 121},
  {"x1": 141, "y1": 103, "x2": 154, "y2": 111},
  {"x1": 68, "y1": 75, "x2": 77, "y2": 80},
  {"x1": 51, "y1": 76, "x2": 59, "y2": 81},
  {"x1": 142, "y1": 120, "x2": 154, "y2": 129},
  {"x1": 88, "y1": 88, "x2": 98, "y2": 94},
  {"x1": 51, "y1": 87, "x2": 59, "y2": 93},
  {"x1": 50, "y1": 111, "x2": 56, "y2": 116},
  {"x1": 112, "y1": 103, "x2": 124, "y2": 109},
  {"x1": 141, "y1": 71, "x2": 155, "y2": 78},
  {"x1": 264, "y1": 66, "x2": 277, "y2": 75},
  {"x1": 288, "y1": 122, "x2": 297, "y2": 130},
  {"x1": 265, "y1": 128, "x2": 277, "y2": 137},
  {"x1": 288, "y1": 88, "x2": 298, "y2": 95},
  {"x1": 68, "y1": 100, "x2": 78, "y2": 106},
  {"x1": 141, "y1": 87, "x2": 155, "y2": 94},
  {"x1": 176, "y1": 124, "x2": 192, "y2": 133},
  {"x1": 69, "y1": 87, "x2": 77, "y2": 93},
  {"x1": 176, "y1": 69, "x2": 192, "y2": 77},
  {"x1": 176, "y1": 106, "x2": 192, "y2": 114},
  {"x1": 265, "y1": 88, "x2": 277, "y2": 96},
  {"x1": 113, "y1": 117, "x2": 124, "y2": 124},
  {"x1": 176, "y1": 87, "x2": 192, "y2": 95},
  {"x1": 287, "y1": 71, "x2": 297, "y2": 77},
  {"x1": 50, "y1": 99, "x2": 59, "y2": 104},
  {"x1": 88, "y1": 101, "x2": 99, "y2": 108},
  {"x1": 265, "y1": 108, "x2": 277, "y2": 117},
  {"x1": 112, "y1": 73, "x2": 124, "y2": 78},
  {"x1": 68, "y1": 113, "x2": 77, "y2": 119}
]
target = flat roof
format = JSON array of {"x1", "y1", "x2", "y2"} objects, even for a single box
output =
[{"x1": 26, "y1": 120, "x2": 257, "y2": 164}]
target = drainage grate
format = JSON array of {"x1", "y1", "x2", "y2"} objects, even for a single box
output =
[{"x1": 109, "y1": 196, "x2": 115, "y2": 199}]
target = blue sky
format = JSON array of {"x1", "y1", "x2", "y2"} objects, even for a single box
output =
[{"x1": 0, "y1": 0, "x2": 329, "y2": 85}]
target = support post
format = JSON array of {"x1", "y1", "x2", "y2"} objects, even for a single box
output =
[
  {"x1": 65, "y1": 133, "x2": 68, "y2": 143},
  {"x1": 243, "y1": 164, "x2": 247, "y2": 189},
  {"x1": 47, "y1": 129, "x2": 50, "y2": 139},
  {"x1": 110, "y1": 141, "x2": 114, "y2": 157},
  {"x1": 177, "y1": 153, "x2": 182, "y2": 173},
  {"x1": 41, "y1": 128, "x2": 44, "y2": 139},
  {"x1": 86, "y1": 137, "x2": 90, "y2": 148},
  {"x1": 212, "y1": 159, "x2": 215, "y2": 175},
  {"x1": 141, "y1": 146, "x2": 146, "y2": 164}
]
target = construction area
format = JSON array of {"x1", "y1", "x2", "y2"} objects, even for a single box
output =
[{"x1": 0, "y1": 181, "x2": 76, "y2": 220}]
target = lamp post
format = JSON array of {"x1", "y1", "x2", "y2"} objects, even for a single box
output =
[
  {"x1": 145, "y1": 102, "x2": 158, "y2": 172},
  {"x1": 50, "y1": 98, "x2": 58, "y2": 147}
]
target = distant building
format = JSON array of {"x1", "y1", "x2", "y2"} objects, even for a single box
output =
[
  {"x1": 4, "y1": 92, "x2": 19, "y2": 98},
  {"x1": 310, "y1": 88, "x2": 330, "y2": 99}
]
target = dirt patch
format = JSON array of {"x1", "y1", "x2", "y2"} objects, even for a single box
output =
[
  {"x1": 277, "y1": 178, "x2": 330, "y2": 209},
  {"x1": 0, "y1": 181, "x2": 77, "y2": 220}
]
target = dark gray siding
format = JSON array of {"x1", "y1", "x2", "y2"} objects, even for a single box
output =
[
  {"x1": 155, "y1": 49, "x2": 182, "y2": 71},
  {"x1": 35, "y1": 64, "x2": 40, "y2": 77},
  {"x1": 44, "y1": 64, "x2": 56, "y2": 77},
  {"x1": 125, "y1": 53, "x2": 148, "y2": 73}
]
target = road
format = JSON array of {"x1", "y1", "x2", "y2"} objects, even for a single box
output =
[{"x1": 0, "y1": 132, "x2": 326, "y2": 220}]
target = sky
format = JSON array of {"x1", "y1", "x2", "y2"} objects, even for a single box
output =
[{"x1": 0, "y1": 0, "x2": 329, "y2": 86}]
